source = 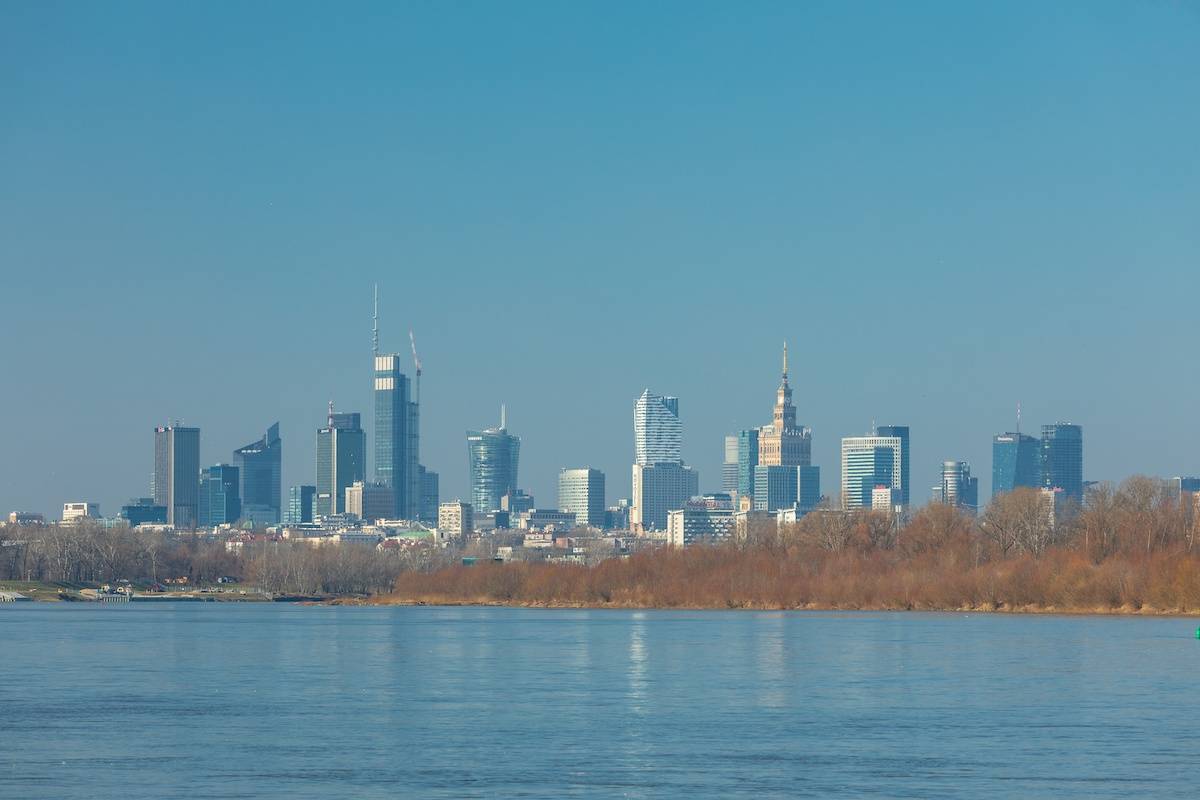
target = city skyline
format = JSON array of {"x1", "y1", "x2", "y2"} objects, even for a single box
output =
[{"x1": 3, "y1": 3, "x2": 1198, "y2": 518}]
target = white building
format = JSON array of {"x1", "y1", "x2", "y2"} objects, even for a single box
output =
[
  {"x1": 667, "y1": 495, "x2": 734, "y2": 547},
  {"x1": 634, "y1": 390, "x2": 682, "y2": 465},
  {"x1": 438, "y1": 501, "x2": 473, "y2": 539},
  {"x1": 62, "y1": 502, "x2": 100, "y2": 523},
  {"x1": 840, "y1": 436, "x2": 903, "y2": 510},
  {"x1": 871, "y1": 486, "x2": 904, "y2": 514},
  {"x1": 631, "y1": 462, "x2": 699, "y2": 533},
  {"x1": 558, "y1": 468, "x2": 605, "y2": 528}
]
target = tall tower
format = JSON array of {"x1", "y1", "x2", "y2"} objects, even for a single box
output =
[
  {"x1": 467, "y1": 408, "x2": 521, "y2": 514},
  {"x1": 1041, "y1": 423, "x2": 1083, "y2": 502},
  {"x1": 372, "y1": 288, "x2": 419, "y2": 519},
  {"x1": 153, "y1": 424, "x2": 200, "y2": 529},
  {"x1": 758, "y1": 342, "x2": 811, "y2": 469},
  {"x1": 233, "y1": 422, "x2": 281, "y2": 525},
  {"x1": 633, "y1": 390, "x2": 682, "y2": 466},
  {"x1": 316, "y1": 405, "x2": 365, "y2": 518}
]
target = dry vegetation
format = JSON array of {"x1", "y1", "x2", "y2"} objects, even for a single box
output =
[{"x1": 387, "y1": 479, "x2": 1200, "y2": 614}]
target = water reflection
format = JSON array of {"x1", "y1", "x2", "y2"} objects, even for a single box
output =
[{"x1": 628, "y1": 611, "x2": 647, "y2": 715}]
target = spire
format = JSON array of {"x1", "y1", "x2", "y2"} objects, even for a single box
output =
[
  {"x1": 500, "y1": 404, "x2": 507, "y2": 430},
  {"x1": 328, "y1": 400, "x2": 334, "y2": 428},
  {"x1": 372, "y1": 284, "x2": 379, "y2": 357},
  {"x1": 782, "y1": 340, "x2": 788, "y2": 379},
  {"x1": 1016, "y1": 401, "x2": 1022, "y2": 434}
]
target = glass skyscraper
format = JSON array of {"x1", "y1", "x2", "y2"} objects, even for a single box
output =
[
  {"x1": 286, "y1": 485, "x2": 316, "y2": 525},
  {"x1": 840, "y1": 436, "x2": 902, "y2": 510},
  {"x1": 992, "y1": 432, "x2": 1039, "y2": 497},
  {"x1": 634, "y1": 390, "x2": 682, "y2": 465},
  {"x1": 1041, "y1": 423, "x2": 1083, "y2": 502},
  {"x1": 233, "y1": 422, "x2": 281, "y2": 525},
  {"x1": 736, "y1": 428, "x2": 760, "y2": 499},
  {"x1": 467, "y1": 410, "x2": 520, "y2": 514},
  {"x1": 374, "y1": 354, "x2": 419, "y2": 519},
  {"x1": 153, "y1": 425, "x2": 200, "y2": 529},
  {"x1": 936, "y1": 460, "x2": 979, "y2": 514},
  {"x1": 316, "y1": 407, "x2": 365, "y2": 518},
  {"x1": 198, "y1": 464, "x2": 241, "y2": 527},
  {"x1": 875, "y1": 425, "x2": 910, "y2": 507}
]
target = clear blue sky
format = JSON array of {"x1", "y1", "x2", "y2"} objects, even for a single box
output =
[{"x1": 2, "y1": 1, "x2": 1198, "y2": 518}]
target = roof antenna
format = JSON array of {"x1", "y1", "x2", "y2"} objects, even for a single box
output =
[
  {"x1": 500, "y1": 403, "x2": 506, "y2": 430},
  {"x1": 409, "y1": 330, "x2": 422, "y2": 404},
  {"x1": 328, "y1": 400, "x2": 334, "y2": 428},
  {"x1": 1016, "y1": 401, "x2": 1021, "y2": 434},
  {"x1": 372, "y1": 284, "x2": 379, "y2": 357}
]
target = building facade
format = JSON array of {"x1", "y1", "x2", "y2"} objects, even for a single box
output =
[
  {"x1": 62, "y1": 502, "x2": 100, "y2": 523},
  {"x1": 286, "y1": 485, "x2": 316, "y2": 525},
  {"x1": 315, "y1": 406, "x2": 366, "y2": 518},
  {"x1": 374, "y1": 353, "x2": 419, "y2": 519},
  {"x1": 198, "y1": 464, "x2": 241, "y2": 527},
  {"x1": 753, "y1": 465, "x2": 797, "y2": 512},
  {"x1": 631, "y1": 462, "x2": 699, "y2": 532},
  {"x1": 634, "y1": 390, "x2": 682, "y2": 465},
  {"x1": 120, "y1": 498, "x2": 167, "y2": 526},
  {"x1": 667, "y1": 494, "x2": 735, "y2": 547},
  {"x1": 233, "y1": 422, "x2": 281, "y2": 526},
  {"x1": 153, "y1": 425, "x2": 200, "y2": 529},
  {"x1": 467, "y1": 409, "x2": 521, "y2": 514},
  {"x1": 346, "y1": 481, "x2": 394, "y2": 523},
  {"x1": 874, "y1": 425, "x2": 909, "y2": 507},
  {"x1": 935, "y1": 460, "x2": 979, "y2": 514},
  {"x1": 1041, "y1": 423, "x2": 1083, "y2": 502},
  {"x1": 558, "y1": 468, "x2": 606, "y2": 528},
  {"x1": 736, "y1": 428, "x2": 760, "y2": 499},
  {"x1": 992, "y1": 432, "x2": 1040, "y2": 497},
  {"x1": 757, "y1": 344, "x2": 813, "y2": 470},
  {"x1": 419, "y1": 466, "x2": 440, "y2": 524},
  {"x1": 840, "y1": 435, "x2": 903, "y2": 510},
  {"x1": 722, "y1": 435, "x2": 739, "y2": 495},
  {"x1": 438, "y1": 501, "x2": 473, "y2": 539}
]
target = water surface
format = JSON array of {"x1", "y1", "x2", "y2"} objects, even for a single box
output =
[{"x1": 1, "y1": 604, "x2": 1194, "y2": 798}]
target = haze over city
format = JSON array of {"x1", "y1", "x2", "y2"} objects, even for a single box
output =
[{"x1": 2, "y1": 1, "x2": 1198, "y2": 519}]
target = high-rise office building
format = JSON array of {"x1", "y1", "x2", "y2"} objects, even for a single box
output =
[
  {"x1": 419, "y1": 466, "x2": 440, "y2": 524},
  {"x1": 936, "y1": 460, "x2": 979, "y2": 515},
  {"x1": 315, "y1": 405, "x2": 366, "y2": 518},
  {"x1": 1041, "y1": 423, "x2": 1083, "y2": 502},
  {"x1": 722, "y1": 436, "x2": 739, "y2": 495},
  {"x1": 346, "y1": 481, "x2": 394, "y2": 523},
  {"x1": 634, "y1": 390, "x2": 682, "y2": 465},
  {"x1": 840, "y1": 435, "x2": 903, "y2": 510},
  {"x1": 874, "y1": 425, "x2": 909, "y2": 507},
  {"x1": 758, "y1": 343, "x2": 813, "y2": 469},
  {"x1": 233, "y1": 422, "x2": 281, "y2": 525},
  {"x1": 374, "y1": 353, "x2": 419, "y2": 519},
  {"x1": 798, "y1": 465, "x2": 821, "y2": 514},
  {"x1": 286, "y1": 485, "x2": 316, "y2": 525},
  {"x1": 559, "y1": 468, "x2": 605, "y2": 528},
  {"x1": 467, "y1": 408, "x2": 520, "y2": 514},
  {"x1": 631, "y1": 462, "x2": 699, "y2": 532},
  {"x1": 198, "y1": 464, "x2": 241, "y2": 527},
  {"x1": 153, "y1": 424, "x2": 200, "y2": 529},
  {"x1": 736, "y1": 428, "x2": 760, "y2": 499},
  {"x1": 753, "y1": 465, "x2": 797, "y2": 512},
  {"x1": 992, "y1": 432, "x2": 1040, "y2": 497}
]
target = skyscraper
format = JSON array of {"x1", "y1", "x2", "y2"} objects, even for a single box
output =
[
  {"x1": 233, "y1": 422, "x2": 281, "y2": 525},
  {"x1": 722, "y1": 435, "x2": 739, "y2": 495},
  {"x1": 153, "y1": 424, "x2": 200, "y2": 529},
  {"x1": 797, "y1": 465, "x2": 821, "y2": 514},
  {"x1": 753, "y1": 465, "x2": 797, "y2": 512},
  {"x1": 874, "y1": 425, "x2": 910, "y2": 507},
  {"x1": 374, "y1": 353, "x2": 418, "y2": 519},
  {"x1": 631, "y1": 462, "x2": 699, "y2": 532},
  {"x1": 840, "y1": 435, "x2": 902, "y2": 510},
  {"x1": 198, "y1": 464, "x2": 241, "y2": 527},
  {"x1": 736, "y1": 428, "x2": 760, "y2": 499},
  {"x1": 286, "y1": 485, "x2": 316, "y2": 525},
  {"x1": 315, "y1": 404, "x2": 366, "y2": 518},
  {"x1": 467, "y1": 408, "x2": 520, "y2": 514},
  {"x1": 419, "y1": 465, "x2": 440, "y2": 525},
  {"x1": 559, "y1": 468, "x2": 605, "y2": 529},
  {"x1": 1041, "y1": 423, "x2": 1083, "y2": 502},
  {"x1": 634, "y1": 390, "x2": 681, "y2": 465},
  {"x1": 992, "y1": 432, "x2": 1040, "y2": 497},
  {"x1": 758, "y1": 343, "x2": 813, "y2": 469},
  {"x1": 936, "y1": 460, "x2": 979, "y2": 515}
]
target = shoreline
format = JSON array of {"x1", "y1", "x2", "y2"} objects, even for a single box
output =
[{"x1": 359, "y1": 595, "x2": 1200, "y2": 617}]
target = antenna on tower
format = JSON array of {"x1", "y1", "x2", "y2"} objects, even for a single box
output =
[
  {"x1": 328, "y1": 400, "x2": 334, "y2": 428},
  {"x1": 372, "y1": 284, "x2": 379, "y2": 357},
  {"x1": 409, "y1": 330, "x2": 422, "y2": 405},
  {"x1": 782, "y1": 340, "x2": 788, "y2": 378},
  {"x1": 500, "y1": 404, "x2": 507, "y2": 430},
  {"x1": 1016, "y1": 401, "x2": 1021, "y2": 434}
]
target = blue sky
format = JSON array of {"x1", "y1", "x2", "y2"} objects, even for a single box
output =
[{"x1": 2, "y1": 1, "x2": 1198, "y2": 518}]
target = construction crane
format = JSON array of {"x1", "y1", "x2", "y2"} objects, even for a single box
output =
[{"x1": 409, "y1": 329, "x2": 422, "y2": 404}]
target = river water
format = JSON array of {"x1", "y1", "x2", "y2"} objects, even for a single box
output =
[{"x1": 1, "y1": 604, "x2": 1195, "y2": 798}]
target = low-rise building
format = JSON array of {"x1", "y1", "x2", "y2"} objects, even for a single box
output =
[
  {"x1": 438, "y1": 501, "x2": 473, "y2": 539},
  {"x1": 667, "y1": 494, "x2": 735, "y2": 547},
  {"x1": 62, "y1": 502, "x2": 100, "y2": 523},
  {"x1": 346, "y1": 481, "x2": 394, "y2": 524}
]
